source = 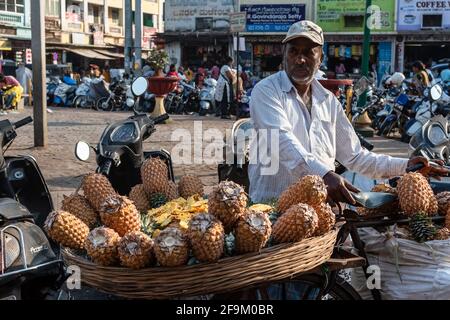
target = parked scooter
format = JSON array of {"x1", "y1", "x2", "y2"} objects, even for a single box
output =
[
  {"x1": 46, "y1": 77, "x2": 60, "y2": 107},
  {"x1": 409, "y1": 83, "x2": 450, "y2": 164},
  {"x1": 0, "y1": 116, "x2": 64, "y2": 300},
  {"x1": 73, "y1": 77, "x2": 109, "y2": 111},
  {"x1": 198, "y1": 77, "x2": 217, "y2": 116},
  {"x1": 53, "y1": 82, "x2": 77, "y2": 107},
  {"x1": 75, "y1": 77, "x2": 174, "y2": 196},
  {"x1": 236, "y1": 89, "x2": 251, "y2": 119}
]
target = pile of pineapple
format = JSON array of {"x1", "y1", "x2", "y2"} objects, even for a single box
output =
[
  {"x1": 357, "y1": 172, "x2": 450, "y2": 243},
  {"x1": 44, "y1": 162, "x2": 337, "y2": 269}
]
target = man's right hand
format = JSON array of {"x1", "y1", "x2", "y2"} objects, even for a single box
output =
[{"x1": 323, "y1": 171, "x2": 360, "y2": 205}]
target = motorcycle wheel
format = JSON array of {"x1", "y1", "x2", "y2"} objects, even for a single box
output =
[
  {"x1": 74, "y1": 95, "x2": 95, "y2": 110},
  {"x1": 97, "y1": 97, "x2": 113, "y2": 111},
  {"x1": 199, "y1": 108, "x2": 207, "y2": 116}
]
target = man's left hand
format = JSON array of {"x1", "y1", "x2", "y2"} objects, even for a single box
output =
[{"x1": 407, "y1": 156, "x2": 449, "y2": 179}]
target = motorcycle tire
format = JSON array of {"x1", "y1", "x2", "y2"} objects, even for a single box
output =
[
  {"x1": 74, "y1": 95, "x2": 96, "y2": 110},
  {"x1": 97, "y1": 97, "x2": 113, "y2": 111},
  {"x1": 199, "y1": 108, "x2": 207, "y2": 116}
]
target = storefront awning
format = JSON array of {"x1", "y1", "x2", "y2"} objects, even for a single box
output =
[
  {"x1": 64, "y1": 48, "x2": 115, "y2": 60},
  {"x1": 93, "y1": 49, "x2": 124, "y2": 59}
]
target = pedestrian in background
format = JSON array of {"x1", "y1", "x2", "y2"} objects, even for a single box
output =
[{"x1": 214, "y1": 56, "x2": 235, "y2": 119}]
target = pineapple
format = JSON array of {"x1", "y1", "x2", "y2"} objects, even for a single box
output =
[
  {"x1": 178, "y1": 175, "x2": 204, "y2": 198},
  {"x1": 149, "y1": 193, "x2": 168, "y2": 209},
  {"x1": 44, "y1": 210, "x2": 89, "y2": 250},
  {"x1": 154, "y1": 227, "x2": 190, "y2": 267},
  {"x1": 164, "y1": 180, "x2": 179, "y2": 201},
  {"x1": 312, "y1": 203, "x2": 336, "y2": 236},
  {"x1": 141, "y1": 157, "x2": 169, "y2": 195},
  {"x1": 272, "y1": 203, "x2": 318, "y2": 243},
  {"x1": 397, "y1": 173, "x2": 437, "y2": 216},
  {"x1": 118, "y1": 231, "x2": 154, "y2": 269},
  {"x1": 437, "y1": 191, "x2": 450, "y2": 216},
  {"x1": 408, "y1": 213, "x2": 436, "y2": 242},
  {"x1": 82, "y1": 173, "x2": 117, "y2": 211},
  {"x1": 61, "y1": 194, "x2": 98, "y2": 229},
  {"x1": 129, "y1": 184, "x2": 149, "y2": 213},
  {"x1": 188, "y1": 213, "x2": 224, "y2": 262},
  {"x1": 434, "y1": 227, "x2": 450, "y2": 240},
  {"x1": 99, "y1": 195, "x2": 141, "y2": 236},
  {"x1": 445, "y1": 206, "x2": 450, "y2": 230},
  {"x1": 85, "y1": 227, "x2": 121, "y2": 266},
  {"x1": 278, "y1": 175, "x2": 327, "y2": 213},
  {"x1": 235, "y1": 210, "x2": 271, "y2": 254},
  {"x1": 208, "y1": 181, "x2": 247, "y2": 232}
]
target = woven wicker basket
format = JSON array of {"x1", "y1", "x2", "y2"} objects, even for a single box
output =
[{"x1": 62, "y1": 229, "x2": 337, "y2": 299}]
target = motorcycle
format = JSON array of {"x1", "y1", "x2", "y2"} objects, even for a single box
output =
[
  {"x1": 408, "y1": 83, "x2": 450, "y2": 164},
  {"x1": 165, "y1": 84, "x2": 184, "y2": 114},
  {"x1": 0, "y1": 116, "x2": 64, "y2": 300},
  {"x1": 176, "y1": 81, "x2": 199, "y2": 115},
  {"x1": 97, "y1": 79, "x2": 130, "y2": 112},
  {"x1": 75, "y1": 77, "x2": 174, "y2": 196},
  {"x1": 198, "y1": 78, "x2": 217, "y2": 116}
]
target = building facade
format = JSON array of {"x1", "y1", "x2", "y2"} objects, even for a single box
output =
[
  {"x1": 45, "y1": 0, "x2": 164, "y2": 71},
  {"x1": 163, "y1": 0, "x2": 235, "y2": 69},
  {"x1": 395, "y1": 0, "x2": 450, "y2": 74},
  {"x1": 0, "y1": 0, "x2": 31, "y2": 74}
]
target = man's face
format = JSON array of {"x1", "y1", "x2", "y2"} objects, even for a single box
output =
[{"x1": 284, "y1": 37, "x2": 323, "y2": 85}]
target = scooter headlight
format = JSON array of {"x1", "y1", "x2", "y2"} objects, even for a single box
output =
[
  {"x1": 126, "y1": 98, "x2": 135, "y2": 107},
  {"x1": 1, "y1": 233, "x2": 21, "y2": 271},
  {"x1": 427, "y1": 124, "x2": 447, "y2": 146}
]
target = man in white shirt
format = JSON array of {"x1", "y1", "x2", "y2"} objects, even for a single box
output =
[{"x1": 248, "y1": 20, "x2": 447, "y2": 204}]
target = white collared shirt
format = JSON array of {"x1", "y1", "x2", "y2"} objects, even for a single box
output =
[{"x1": 248, "y1": 71, "x2": 408, "y2": 203}]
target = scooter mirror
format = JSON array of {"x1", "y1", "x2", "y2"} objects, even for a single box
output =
[
  {"x1": 75, "y1": 141, "x2": 91, "y2": 162},
  {"x1": 131, "y1": 77, "x2": 148, "y2": 97},
  {"x1": 430, "y1": 84, "x2": 443, "y2": 101}
]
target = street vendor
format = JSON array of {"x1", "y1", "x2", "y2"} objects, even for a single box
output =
[
  {"x1": 248, "y1": 20, "x2": 448, "y2": 204},
  {"x1": 0, "y1": 73, "x2": 23, "y2": 111}
]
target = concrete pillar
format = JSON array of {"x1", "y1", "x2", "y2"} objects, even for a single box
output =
[
  {"x1": 103, "y1": 0, "x2": 109, "y2": 33},
  {"x1": 61, "y1": 0, "x2": 66, "y2": 30},
  {"x1": 24, "y1": 0, "x2": 31, "y2": 27},
  {"x1": 124, "y1": 0, "x2": 133, "y2": 73},
  {"x1": 83, "y1": 0, "x2": 89, "y2": 33},
  {"x1": 134, "y1": 0, "x2": 142, "y2": 72},
  {"x1": 31, "y1": 0, "x2": 47, "y2": 147}
]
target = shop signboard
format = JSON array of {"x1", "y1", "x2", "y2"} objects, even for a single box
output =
[
  {"x1": 316, "y1": 0, "x2": 395, "y2": 32},
  {"x1": 230, "y1": 12, "x2": 246, "y2": 33},
  {"x1": 397, "y1": 0, "x2": 450, "y2": 31},
  {"x1": 165, "y1": 0, "x2": 234, "y2": 32},
  {"x1": 240, "y1": 4, "x2": 305, "y2": 32}
]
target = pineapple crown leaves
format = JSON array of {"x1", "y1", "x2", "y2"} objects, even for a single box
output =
[
  {"x1": 44, "y1": 210, "x2": 60, "y2": 232},
  {"x1": 409, "y1": 213, "x2": 437, "y2": 243},
  {"x1": 146, "y1": 49, "x2": 169, "y2": 71}
]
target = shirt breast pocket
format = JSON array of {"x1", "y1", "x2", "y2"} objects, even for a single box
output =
[{"x1": 312, "y1": 119, "x2": 335, "y2": 159}]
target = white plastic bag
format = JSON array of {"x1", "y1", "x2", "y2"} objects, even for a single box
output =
[{"x1": 351, "y1": 227, "x2": 450, "y2": 300}]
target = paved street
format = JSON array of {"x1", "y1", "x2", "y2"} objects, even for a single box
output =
[{"x1": 3, "y1": 107, "x2": 410, "y2": 209}]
